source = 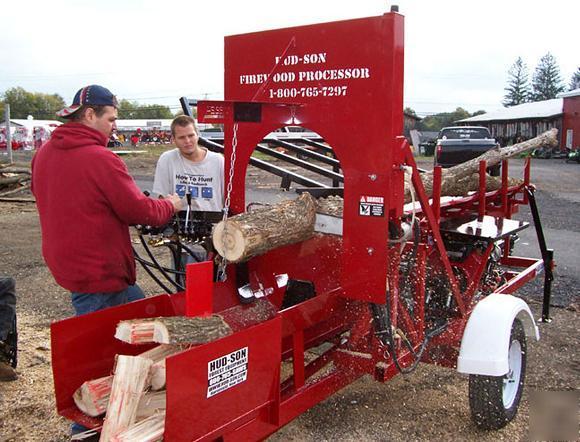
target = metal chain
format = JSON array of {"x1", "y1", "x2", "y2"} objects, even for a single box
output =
[{"x1": 216, "y1": 122, "x2": 239, "y2": 281}]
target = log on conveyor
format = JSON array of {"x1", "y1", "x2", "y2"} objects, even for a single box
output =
[
  {"x1": 73, "y1": 344, "x2": 183, "y2": 417},
  {"x1": 317, "y1": 129, "x2": 556, "y2": 218},
  {"x1": 115, "y1": 315, "x2": 232, "y2": 345},
  {"x1": 211, "y1": 129, "x2": 556, "y2": 263},
  {"x1": 418, "y1": 128, "x2": 557, "y2": 199},
  {"x1": 212, "y1": 192, "x2": 316, "y2": 263}
]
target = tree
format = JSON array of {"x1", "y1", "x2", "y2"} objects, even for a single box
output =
[
  {"x1": 117, "y1": 99, "x2": 173, "y2": 119},
  {"x1": 570, "y1": 67, "x2": 580, "y2": 91},
  {"x1": 503, "y1": 57, "x2": 530, "y2": 107},
  {"x1": 417, "y1": 107, "x2": 472, "y2": 132},
  {"x1": 1, "y1": 87, "x2": 65, "y2": 119},
  {"x1": 531, "y1": 53, "x2": 565, "y2": 101}
]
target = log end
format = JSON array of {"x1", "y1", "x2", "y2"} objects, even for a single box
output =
[{"x1": 212, "y1": 221, "x2": 247, "y2": 262}]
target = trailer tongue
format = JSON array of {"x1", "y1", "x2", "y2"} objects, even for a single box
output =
[{"x1": 51, "y1": 8, "x2": 553, "y2": 440}]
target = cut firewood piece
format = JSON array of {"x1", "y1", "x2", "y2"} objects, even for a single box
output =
[
  {"x1": 136, "y1": 391, "x2": 166, "y2": 420},
  {"x1": 99, "y1": 355, "x2": 153, "y2": 442},
  {"x1": 150, "y1": 360, "x2": 166, "y2": 391},
  {"x1": 212, "y1": 192, "x2": 316, "y2": 263},
  {"x1": 111, "y1": 412, "x2": 165, "y2": 442},
  {"x1": 73, "y1": 345, "x2": 182, "y2": 417},
  {"x1": 73, "y1": 376, "x2": 113, "y2": 417},
  {"x1": 115, "y1": 315, "x2": 232, "y2": 345}
]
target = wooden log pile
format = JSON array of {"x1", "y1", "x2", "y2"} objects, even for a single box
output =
[
  {"x1": 213, "y1": 129, "x2": 558, "y2": 260},
  {"x1": 0, "y1": 162, "x2": 34, "y2": 201},
  {"x1": 72, "y1": 315, "x2": 231, "y2": 441}
]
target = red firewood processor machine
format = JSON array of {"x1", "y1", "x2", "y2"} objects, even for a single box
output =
[{"x1": 51, "y1": 7, "x2": 554, "y2": 440}]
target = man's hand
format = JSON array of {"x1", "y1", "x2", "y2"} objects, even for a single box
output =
[{"x1": 165, "y1": 193, "x2": 184, "y2": 213}]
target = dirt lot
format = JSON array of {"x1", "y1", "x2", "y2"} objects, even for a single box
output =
[{"x1": 0, "y1": 149, "x2": 577, "y2": 441}]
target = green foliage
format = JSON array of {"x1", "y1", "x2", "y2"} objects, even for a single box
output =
[
  {"x1": 117, "y1": 99, "x2": 174, "y2": 119},
  {"x1": 1, "y1": 86, "x2": 65, "y2": 119},
  {"x1": 503, "y1": 57, "x2": 530, "y2": 107},
  {"x1": 531, "y1": 53, "x2": 565, "y2": 101},
  {"x1": 570, "y1": 67, "x2": 580, "y2": 91},
  {"x1": 417, "y1": 107, "x2": 473, "y2": 132}
]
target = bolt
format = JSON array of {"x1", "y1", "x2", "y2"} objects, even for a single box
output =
[
  {"x1": 369, "y1": 174, "x2": 377, "y2": 181},
  {"x1": 367, "y1": 247, "x2": 374, "y2": 255}
]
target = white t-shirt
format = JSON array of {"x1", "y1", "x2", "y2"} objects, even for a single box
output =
[{"x1": 153, "y1": 148, "x2": 224, "y2": 211}]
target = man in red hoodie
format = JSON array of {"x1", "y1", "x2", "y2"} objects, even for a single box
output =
[{"x1": 32, "y1": 85, "x2": 182, "y2": 317}]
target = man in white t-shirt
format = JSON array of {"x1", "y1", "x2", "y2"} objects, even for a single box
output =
[
  {"x1": 153, "y1": 115, "x2": 224, "y2": 272},
  {"x1": 153, "y1": 115, "x2": 224, "y2": 211}
]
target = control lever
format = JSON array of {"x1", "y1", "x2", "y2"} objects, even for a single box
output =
[{"x1": 185, "y1": 193, "x2": 192, "y2": 233}]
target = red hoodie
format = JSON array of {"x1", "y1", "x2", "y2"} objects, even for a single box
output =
[{"x1": 32, "y1": 123, "x2": 174, "y2": 293}]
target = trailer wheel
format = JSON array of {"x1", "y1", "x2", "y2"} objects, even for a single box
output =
[{"x1": 468, "y1": 318, "x2": 526, "y2": 430}]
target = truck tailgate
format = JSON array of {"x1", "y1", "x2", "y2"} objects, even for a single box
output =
[{"x1": 437, "y1": 140, "x2": 497, "y2": 167}]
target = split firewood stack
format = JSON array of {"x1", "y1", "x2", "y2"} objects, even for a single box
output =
[
  {"x1": 0, "y1": 162, "x2": 33, "y2": 200},
  {"x1": 213, "y1": 129, "x2": 558, "y2": 263},
  {"x1": 73, "y1": 315, "x2": 232, "y2": 441}
]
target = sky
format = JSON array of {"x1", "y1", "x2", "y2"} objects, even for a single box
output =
[{"x1": 0, "y1": 0, "x2": 577, "y2": 117}]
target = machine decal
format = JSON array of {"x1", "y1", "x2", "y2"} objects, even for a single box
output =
[
  {"x1": 238, "y1": 51, "x2": 372, "y2": 100},
  {"x1": 207, "y1": 347, "x2": 249, "y2": 398},
  {"x1": 359, "y1": 195, "x2": 384, "y2": 217}
]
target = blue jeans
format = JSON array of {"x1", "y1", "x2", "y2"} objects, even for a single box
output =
[
  {"x1": 71, "y1": 284, "x2": 145, "y2": 316},
  {"x1": 70, "y1": 284, "x2": 144, "y2": 435}
]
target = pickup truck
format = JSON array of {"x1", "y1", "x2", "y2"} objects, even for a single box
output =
[{"x1": 434, "y1": 126, "x2": 500, "y2": 175}]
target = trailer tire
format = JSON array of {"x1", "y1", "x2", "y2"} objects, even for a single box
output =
[{"x1": 468, "y1": 318, "x2": 526, "y2": 430}]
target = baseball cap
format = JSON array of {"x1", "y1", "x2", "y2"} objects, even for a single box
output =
[{"x1": 57, "y1": 85, "x2": 118, "y2": 118}]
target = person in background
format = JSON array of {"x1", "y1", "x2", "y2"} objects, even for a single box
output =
[
  {"x1": 153, "y1": 115, "x2": 224, "y2": 211},
  {"x1": 153, "y1": 115, "x2": 224, "y2": 273}
]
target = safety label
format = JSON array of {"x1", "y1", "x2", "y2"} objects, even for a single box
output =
[
  {"x1": 359, "y1": 195, "x2": 384, "y2": 217},
  {"x1": 207, "y1": 347, "x2": 248, "y2": 398}
]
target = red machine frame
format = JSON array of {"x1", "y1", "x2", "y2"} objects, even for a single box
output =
[{"x1": 51, "y1": 11, "x2": 548, "y2": 441}]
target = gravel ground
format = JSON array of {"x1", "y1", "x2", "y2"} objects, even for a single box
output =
[{"x1": 0, "y1": 151, "x2": 577, "y2": 441}]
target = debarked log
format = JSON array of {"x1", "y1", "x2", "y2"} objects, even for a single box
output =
[{"x1": 212, "y1": 192, "x2": 317, "y2": 262}]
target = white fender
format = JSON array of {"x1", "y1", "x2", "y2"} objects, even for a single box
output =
[{"x1": 457, "y1": 293, "x2": 539, "y2": 376}]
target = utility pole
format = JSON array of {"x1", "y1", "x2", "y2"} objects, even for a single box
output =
[{"x1": 4, "y1": 103, "x2": 12, "y2": 163}]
